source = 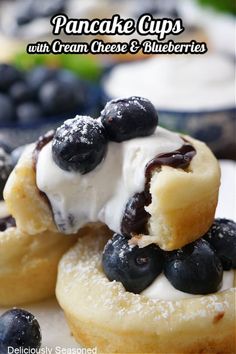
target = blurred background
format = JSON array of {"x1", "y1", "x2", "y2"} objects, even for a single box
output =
[{"x1": 0, "y1": 0, "x2": 235, "y2": 173}]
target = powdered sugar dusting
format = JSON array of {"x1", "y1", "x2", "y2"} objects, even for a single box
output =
[
  {"x1": 206, "y1": 218, "x2": 236, "y2": 240},
  {"x1": 58, "y1": 230, "x2": 235, "y2": 325},
  {"x1": 101, "y1": 96, "x2": 148, "y2": 120},
  {"x1": 56, "y1": 115, "x2": 104, "y2": 146}
]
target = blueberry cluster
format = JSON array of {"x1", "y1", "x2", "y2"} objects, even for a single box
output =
[
  {"x1": 102, "y1": 218, "x2": 236, "y2": 295},
  {"x1": 52, "y1": 97, "x2": 158, "y2": 173},
  {"x1": 0, "y1": 64, "x2": 103, "y2": 125},
  {"x1": 0, "y1": 309, "x2": 41, "y2": 354}
]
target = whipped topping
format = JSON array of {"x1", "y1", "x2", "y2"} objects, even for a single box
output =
[
  {"x1": 104, "y1": 54, "x2": 235, "y2": 111},
  {"x1": 141, "y1": 270, "x2": 235, "y2": 301},
  {"x1": 36, "y1": 126, "x2": 183, "y2": 234}
]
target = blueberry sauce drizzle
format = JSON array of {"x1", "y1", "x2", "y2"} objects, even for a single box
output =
[
  {"x1": 33, "y1": 130, "x2": 55, "y2": 165},
  {"x1": 121, "y1": 142, "x2": 196, "y2": 237},
  {"x1": 34, "y1": 130, "x2": 196, "y2": 237}
]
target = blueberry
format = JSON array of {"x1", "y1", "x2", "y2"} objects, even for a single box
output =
[
  {"x1": 204, "y1": 218, "x2": 236, "y2": 270},
  {"x1": 39, "y1": 79, "x2": 79, "y2": 116},
  {"x1": 16, "y1": 102, "x2": 43, "y2": 124},
  {"x1": 164, "y1": 239, "x2": 223, "y2": 295},
  {"x1": 0, "y1": 309, "x2": 41, "y2": 353},
  {"x1": 0, "y1": 64, "x2": 22, "y2": 92},
  {"x1": 56, "y1": 70, "x2": 87, "y2": 110},
  {"x1": 26, "y1": 66, "x2": 57, "y2": 93},
  {"x1": 52, "y1": 116, "x2": 107, "y2": 173},
  {"x1": 102, "y1": 233, "x2": 164, "y2": 293},
  {"x1": 0, "y1": 146, "x2": 13, "y2": 200},
  {"x1": 0, "y1": 94, "x2": 15, "y2": 124},
  {"x1": 9, "y1": 81, "x2": 33, "y2": 104},
  {"x1": 55, "y1": 69, "x2": 79, "y2": 86},
  {"x1": 100, "y1": 96, "x2": 158, "y2": 142}
]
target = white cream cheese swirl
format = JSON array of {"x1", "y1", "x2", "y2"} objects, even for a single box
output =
[
  {"x1": 141, "y1": 270, "x2": 234, "y2": 300},
  {"x1": 36, "y1": 126, "x2": 183, "y2": 234}
]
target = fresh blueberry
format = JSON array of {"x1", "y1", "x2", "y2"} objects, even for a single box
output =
[
  {"x1": 102, "y1": 233, "x2": 164, "y2": 293},
  {"x1": 0, "y1": 94, "x2": 15, "y2": 124},
  {"x1": 16, "y1": 102, "x2": 43, "y2": 124},
  {"x1": 26, "y1": 66, "x2": 57, "y2": 93},
  {"x1": 204, "y1": 218, "x2": 236, "y2": 270},
  {"x1": 9, "y1": 81, "x2": 33, "y2": 104},
  {"x1": 164, "y1": 239, "x2": 223, "y2": 295},
  {"x1": 100, "y1": 96, "x2": 158, "y2": 142},
  {"x1": 55, "y1": 69, "x2": 79, "y2": 86},
  {"x1": 0, "y1": 64, "x2": 22, "y2": 92},
  {"x1": 39, "y1": 79, "x2": 79, "y2": 116},
  {"x1": 52, "y1": 116, "x2": 107, "y2": 173},
  {"x1": 11, "y1": 145, "x2": 27, "y2": 166},
  {"x1": 56, "y1": 70, "x2": 87, "y2": 110},
  {"x1": 0, "y1": 308, "x2": 41, "y2": 353},
  {"x1": 0, "y1": 146, "x2": 13, "y2": 199}
]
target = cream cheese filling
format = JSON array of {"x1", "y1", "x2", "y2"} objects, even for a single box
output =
[
  {"x1": 36, "y1": 126, "x2": 183, "y2": 234},
  {"x1": 141, "y1": 270, "x2": 234, "y2": 300}
]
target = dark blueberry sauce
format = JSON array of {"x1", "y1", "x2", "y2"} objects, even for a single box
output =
[
  {"x1": 33, "y1": 130, "x2": 55, "y2": 165},
  {"x1": 34, "y1": 130, "x2": 196, "y2": 237},
  {"x1": 121, "y1": 142, "x2": 196, "y2": 237},
  {"x1": 145, "y1": 142, "x2": 196, "y2": 181}
]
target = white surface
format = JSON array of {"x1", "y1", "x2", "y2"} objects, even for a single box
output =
[{"x1": 0, "y1": 160, "x2": 235, "y2": 349}]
